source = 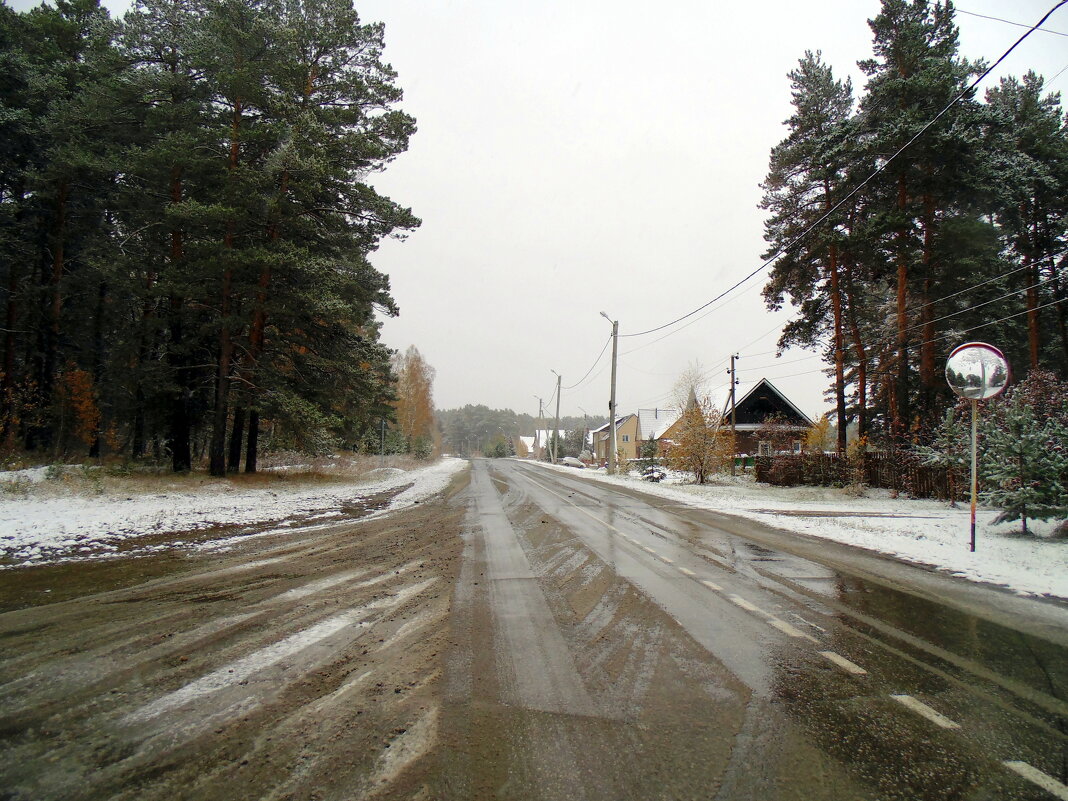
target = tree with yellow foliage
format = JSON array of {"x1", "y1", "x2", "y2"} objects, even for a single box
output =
[
  {"x1": 668, "y1": 398, "x2": 734, "y2": 484},
  {"x1": 392, "y1": 346, "x2": 437, "y2": 458}
]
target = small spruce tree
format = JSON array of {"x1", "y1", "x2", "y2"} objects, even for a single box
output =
[
  {"x1": 914, "y1": 406, "x2": 970, "y2": 506},
  {"x1": 980, "y1": 371, "x2": 1068, "y2": 533}
]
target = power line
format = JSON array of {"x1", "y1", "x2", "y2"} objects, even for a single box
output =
[
  {"x1": 617, "y1": 0, "x2": 1067, "y2": 343},
  {"x1": 752, "y1": 297, "x2": 1067, "y2": 385},
  {"x1": 715, "y1": 241, "x2": 1068, "y2": 385},
  {"x1": 1046, "y1": 60, "x2": 1068, "y2": 87},
  {"x1": 956, "y1": 7, "x2": 1068, "y2": 36},
  {"x1": 562, "y1": 334, "x2": 612, "y2": 391},
  {"x1": 898, "y1": 271, "x2": 1061, "y2": 338},
  {"x1": 741, "y1": 352, "x2": 823, "y2": 372},
  {"x1": 619, "y1": 276, "x2": 763, "y2": 352}
]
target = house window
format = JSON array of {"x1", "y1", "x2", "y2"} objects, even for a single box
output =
[
  {"x1": 793, "y1": 440, "x2": 802, "y2": 454},
  {"x1": 758, "y1": 442, "x2": 772, "y2": 457},
  {"x1": 622, "y1": 434, "x2": 630, "y2": 442}
]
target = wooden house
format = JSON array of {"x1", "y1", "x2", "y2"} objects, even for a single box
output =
[{"x1": 725, "y1": 378, "x2": 813, "y2": 456}]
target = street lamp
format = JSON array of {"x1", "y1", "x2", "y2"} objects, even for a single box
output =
[
  {"x1": 600, "y1": 312, "x2": 619, "y2": 473},
  {"x1": 550, "y1": 369, "x2": 562, "y2": 464}
]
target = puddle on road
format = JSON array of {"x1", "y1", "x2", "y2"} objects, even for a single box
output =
[
  {"x1": 830, "y1": 574, "x2": 1068, "y2": 707},
  {"x1": 725, "y1": 537, "x2": 1068, "y2": 714}
]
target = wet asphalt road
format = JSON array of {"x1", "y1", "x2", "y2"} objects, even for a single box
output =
[{"x1": 458, "y1": 458, "x2": 1068, "y2": 800}]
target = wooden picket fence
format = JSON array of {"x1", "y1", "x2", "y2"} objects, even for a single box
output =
[{"x1": 755, "y1": 452, "x2": 965, "y2": 502}]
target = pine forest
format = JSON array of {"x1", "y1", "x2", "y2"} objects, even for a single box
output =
[{"x1": 0, "y1": 0, "x2": 420, "y2": 475}]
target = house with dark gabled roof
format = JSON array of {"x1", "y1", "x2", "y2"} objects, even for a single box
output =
[{"x1": 725, "y1": 378, "x2": 813, "y2": 456}]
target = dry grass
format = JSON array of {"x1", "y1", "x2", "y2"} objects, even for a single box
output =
[{"x1": 0, "y1": 452, "x2": 434, "y2": 500}]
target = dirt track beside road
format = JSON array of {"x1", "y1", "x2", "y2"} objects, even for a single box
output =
[{"x1": 0, "y1": 470, "x2": 469, "y2": 801}]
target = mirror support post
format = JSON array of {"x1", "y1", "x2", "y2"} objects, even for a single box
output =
[{"x1": 970, "y1": 399, "x2": 978, "y2": 553}]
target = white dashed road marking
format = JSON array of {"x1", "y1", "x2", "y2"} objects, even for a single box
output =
[
  {"x1": 791, "y1": 613, "x2": 825, "y2": 632},
  {"x1": 701, "y1": 579, "x2": 722, "y2": 592},
  {"x1": 768, "y1": 618, "x2": 818, "y2": 642},
  {"x1": 890, "y1": 694, "x2": 960, "y2": 729},
  {"x1": 678, "y1": 567, "x2": 696, "y2": 577},
  {"x1": 1003, "y1": 761, "x2": 1068, "y2": 800},
  {"x1": 658, "y1": 555, "x2": 674, "y2": 564},
  {"x1": 728, "y1": 595, "x2": 765, "y2": 616},
  {"x1": 819, "y1": 651, "x2": 868, "y2": 675}
]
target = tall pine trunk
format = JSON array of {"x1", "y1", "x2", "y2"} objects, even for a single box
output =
[
  {"x1": 33, "y1": 180, "x2": 70, "y2": 451},
  {"x1": 918, "y1": 196, "x2": 937, "y2": 430},
  {"x1": 829, "y1": 248, "x2": 847, "y2": 454},
  {"x1": 167, "y1": 166, "x2": 192, "y2": 472},
  {"x1": 245, "y1": 408, "x2": 260, "y2": 473},
  {"x1": 244, "y1": 168, "x2": 288, "y2": 473},
  {"x1": 824, "y1": 184, "x2": 847, "y2": 454},
  {"x1": 1056, "y1": 271, "x2": 1068, "y2": 373},
  {"x1": 209, "y1": 99, "x2": 242, "y2": 477},
  {"x1": 88, "y1": 280, "x2": 107, "y2": 458},
  {"x1": 1, "y1": 260, "x2": 19, "y2": 448},
  {"x1": 1025, "y1": 251, "x2": 1040, "y2": 370},
  {"x1": 228, "y1": 404, "x2": 245, "y2": 472},
  {"x1": 892, "y1": 172, "x2": 910, "y2": 442},
  {"x1": 1, "y1": 183, "x2": 25, "y2": 447},
  {"x1": 843, "y1": 258, "x2": 868, "y2": 439}
]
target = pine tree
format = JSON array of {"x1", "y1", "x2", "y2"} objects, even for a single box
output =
[
  {"x1": 761, "y1": 51, "x2": 854, "y2": 453},
  {"x1": 858, "y1": 0, "x2": 996, "y2": 439},
  {"x1": 5, "y1": 0, "x2": 121, "y2": 453},
  {"x1": 986, "y1": 72, "x2": 1068, "y2": 373}
]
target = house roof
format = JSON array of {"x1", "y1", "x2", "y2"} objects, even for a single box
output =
[
  {"x1": 533, "y1": 429, "x2": 566, "y2": 444},
  {"x1": 637, "y1": 408, "x2": 681, "y2": 440},
  {"x1": 590, "y1": 415, "x2": 634, "y2": 435},
  {"x1": 727, "y1": 378, "x2": 813, "y2": 427}
]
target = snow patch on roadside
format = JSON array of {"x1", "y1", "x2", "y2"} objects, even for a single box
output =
[
  {"x1": 0, "y1": 458, "x2": 467, "y2": 567},
  {"x1": 530, "y1": 461, "x2": 1068, "y2": 600}
]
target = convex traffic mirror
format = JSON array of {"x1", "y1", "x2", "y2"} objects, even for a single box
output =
[{"x1": 945, "y1": 342, "x2": 1009, "y2": 401}]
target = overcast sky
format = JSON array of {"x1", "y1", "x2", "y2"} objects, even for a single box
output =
[{"x1": 11, "y1": 0, "x2": 1068, "y2": 421}]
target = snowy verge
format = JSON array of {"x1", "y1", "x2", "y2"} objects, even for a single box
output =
[
  {"x1": 0, "y1": 458, "x2": 468, "y2": 567},
  {"x1": 528, "y1": 460, "x2": 1068, "y2": 600}
]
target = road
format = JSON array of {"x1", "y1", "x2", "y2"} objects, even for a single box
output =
[{"x1": 2, "y1": 458, "x2": 1067, "y2": 800}]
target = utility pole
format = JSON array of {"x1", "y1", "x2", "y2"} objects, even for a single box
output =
[
  {"x1": 551, "y1": 370, "x2": 562, "y2": 464},
  {"x1": 727, "y1": 354, "x2": 739, "y2": 475},
  {"x1": 534, "y1": 395, "x2": 544, "y2": 461},
  {"x1": 600, "y1": 312, "x2": 619, "y2": 473},
  {"x1": 578, "y1": 406, "x2": 589, "y2": 458}
]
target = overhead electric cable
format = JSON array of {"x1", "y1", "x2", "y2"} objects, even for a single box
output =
[
  {"x1": 563, "y1": 334, "x2": 612, "y2": 391},
  {"x1": 1046, "y1": 60, "x2": 1068, "y2": 87},
  {"x1": 751, "y1": 296, "x2": 1067, "y2": 385},
  {"x1": 617, "y1": 0, "x2": 1067, "y2": 342},
  {"x1": 702, "y1": 241, "x2": 1068, "y2": 385},
  {"x1": 956, "y1": 7, "x2": 1068, "y2": 36}
]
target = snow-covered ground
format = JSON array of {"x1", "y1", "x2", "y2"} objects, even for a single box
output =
[
  {"x1": 0, "y1": 458, "x2": 467, "y2": 567},
  {"x1": 534, "y1": 462, "x2": 1068, "y2": 601},
  {"x1": 3, "y1": 456, "x2": 1065, "y2": 601}
]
